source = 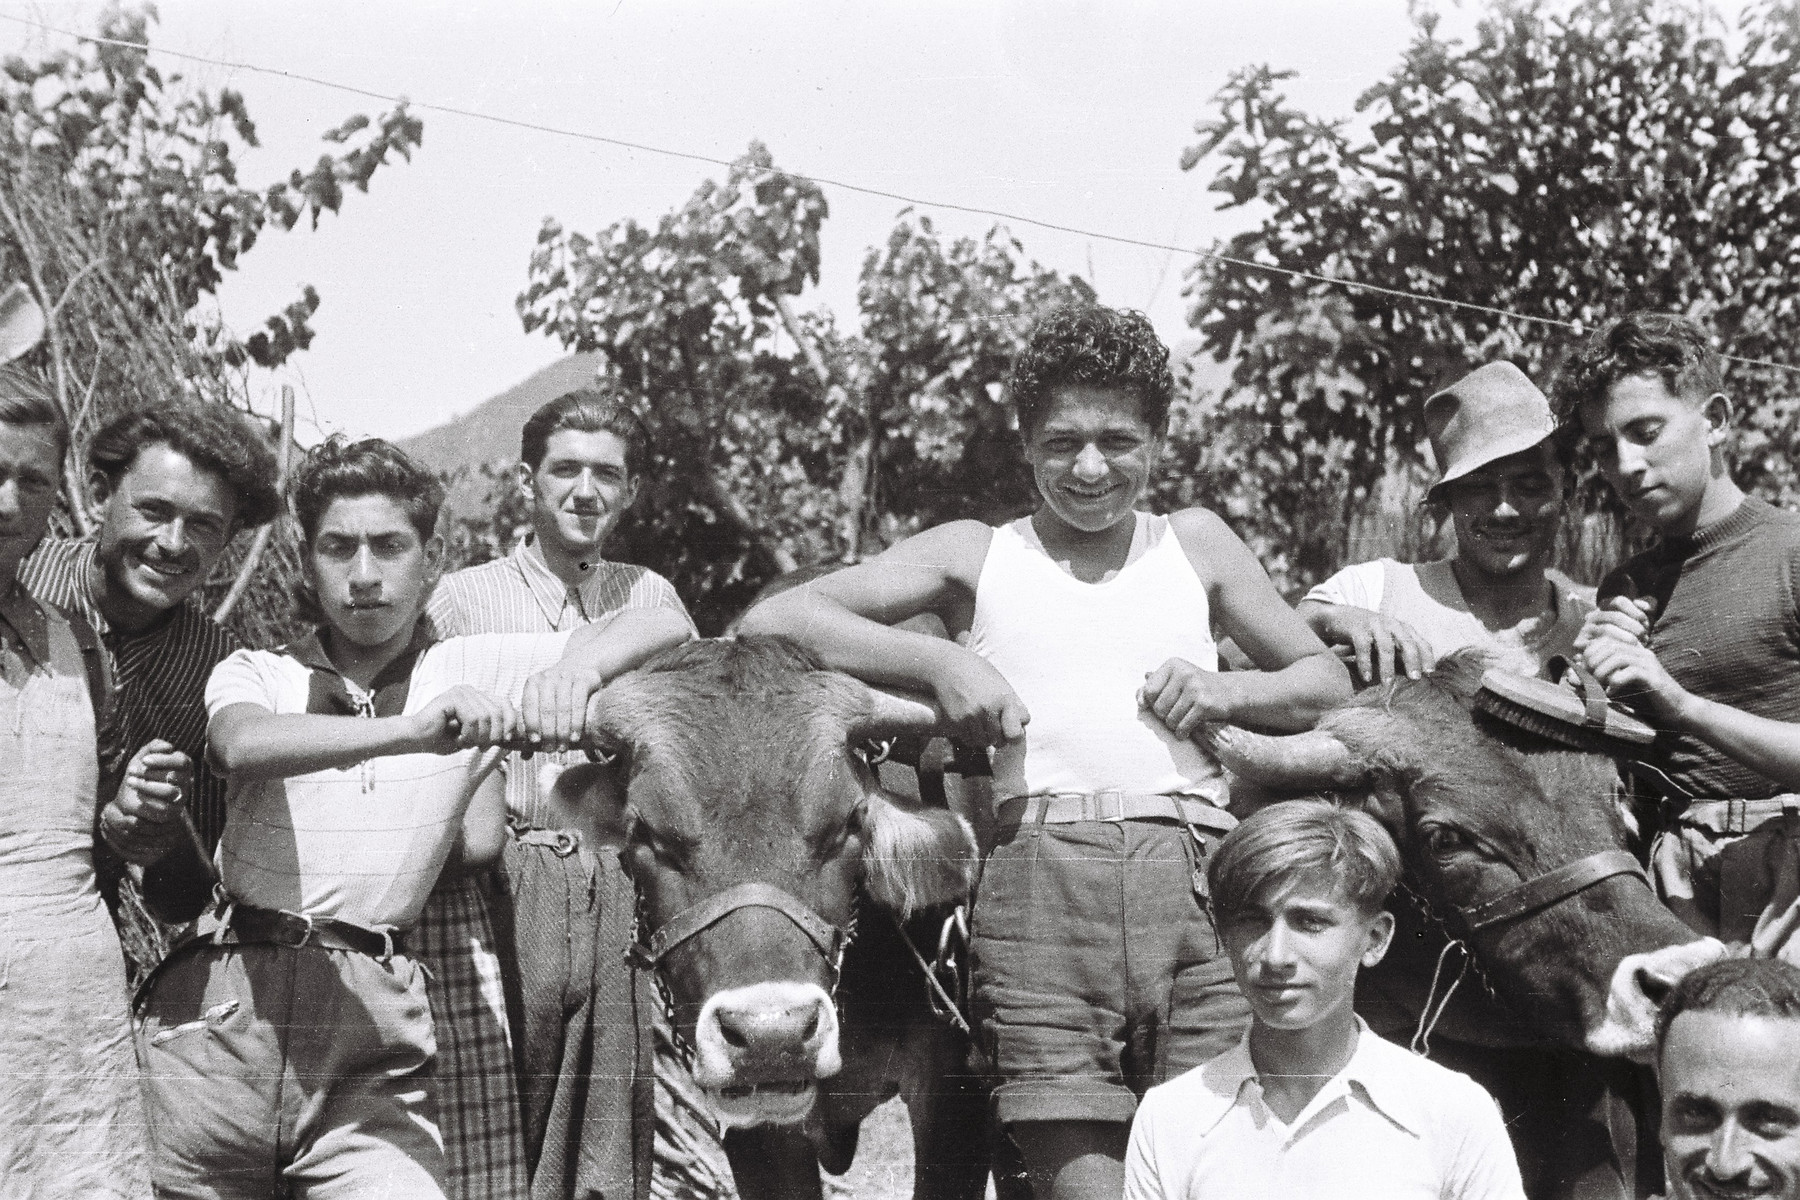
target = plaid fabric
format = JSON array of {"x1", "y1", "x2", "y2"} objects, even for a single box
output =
[{"x1": 412, "y1": 874, "x2": 529, "y2": 1200}]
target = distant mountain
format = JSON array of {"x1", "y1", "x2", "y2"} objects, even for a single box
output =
[{"x1": 400, "y1": 352, "x2": 602, "y2": 473}]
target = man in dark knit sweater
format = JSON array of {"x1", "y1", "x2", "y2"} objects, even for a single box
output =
[{"x1": 1562, "y1": 311, "x2": 1800, "y2": 940}]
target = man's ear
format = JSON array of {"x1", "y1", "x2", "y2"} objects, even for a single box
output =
[
  {"x1": 623, "y1": 473, "x2": 641, "y2": 510},
  {"x1": 515, "y1": 460, "x2": 537, "y2": 504},
  {"x1": 86, "y1": 467, "x2": 114, "y2": 513},
  {"x1": 1702, "y1": 392, "x2": 1734, "y2": 448},
  {"x1": 423, "y1": 533, "x2": 445, "y2": 570},
  {"x1": 1361, "y1": 907, "x2": 1397, "y2": 969}
]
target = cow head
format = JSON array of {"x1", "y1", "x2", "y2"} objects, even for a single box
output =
[
  {"x1": 1199, "y1": 652, "x2": 1694, "y2": 1053},
  {"x1": 555, "y1": 636, "x2": 978, "y2": 1128}
]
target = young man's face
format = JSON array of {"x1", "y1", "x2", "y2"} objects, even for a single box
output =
[
  {"x1": 92, "y1": 443, "x2": 238, "y2": 615},
  {"x1": 0, "y1": 420, "x2": 62, "y2": 584},
  {"x1": 520, "y1": 428, "x2": 639, "y2": 560},
  {"x1": 307, "y1": 494, "x2": 440, "y2": 649},
  {"x1": 1579, "y1": 372, "x2": 1725, "y2": 535},
  {"x1": 1442, "y1": 442, "x2": 1565, "y2": 580},
  {"x1": 1221, "y1": 879, "x2": 1394, "y2": 1032},
  {"x1": 1023, "y1": 385, "x2": 1159, "y2": 536},
  {"x1": 1661, "y1": 1010, "x2": 1800, "y2": 1200}
]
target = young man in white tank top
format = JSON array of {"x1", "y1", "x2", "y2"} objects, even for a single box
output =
[{"x1": 744, "y1": 305, "x2": 1351, "y2": 1200}]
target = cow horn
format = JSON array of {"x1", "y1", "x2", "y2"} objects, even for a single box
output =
[
  {"x1": 853, "y1": 685, "x2": 945, "y2": 740},
  {"x1": 1196, "y1": 724, "x2": 1364, "y2": 790}
]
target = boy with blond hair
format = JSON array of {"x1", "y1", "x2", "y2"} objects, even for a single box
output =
[{"x1": 1125, "y1": 802, "x2": 1524, "y2": 1200}]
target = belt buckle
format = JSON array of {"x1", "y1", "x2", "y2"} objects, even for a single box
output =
[
  {"x1": 273, "y1": 910, "x2": 316, "y2": 948},
  {"x1": 1092, "y1": 792, "x2": 1124, "y2": 822}
]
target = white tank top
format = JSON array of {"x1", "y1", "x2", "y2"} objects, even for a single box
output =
[{"x1": 966, "y1": 512, "x2": 1227, "y2": 802}]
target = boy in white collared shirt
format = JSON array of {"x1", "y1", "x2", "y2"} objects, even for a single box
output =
[{"x1": 1124, "y1": 802, "x2": 1525, "y2": 1200}]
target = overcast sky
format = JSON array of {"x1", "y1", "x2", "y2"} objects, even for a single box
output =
[{"x1": 9, "y1": 1, "x2": 1467, "y2": 442}]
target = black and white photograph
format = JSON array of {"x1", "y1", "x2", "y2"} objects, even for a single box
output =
[{"x1": 2, "y1": 1, "x2": 1799, "y2": 1197}]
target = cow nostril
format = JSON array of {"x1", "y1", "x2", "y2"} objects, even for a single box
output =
[
  {"x1": 717, "y1": 1012, "x2": 750, "y2": 1050},
  {"x1": 1636, "y1": 966, "x2": 1673, "y2": 1007},
  {"x1": 801, "y1": 1006, "x2": 820, "y2": 1042}
]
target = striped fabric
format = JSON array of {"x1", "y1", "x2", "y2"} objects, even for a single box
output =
[
  {"x1": 426, "y1": 538, "x2": 694, "y2": 828},
  {"x1": 425, "y1": 540, "x2": 724, "y2": 1200},
  {"x1": 19, "y1": 538, "x2": 237, "y2": 851}
]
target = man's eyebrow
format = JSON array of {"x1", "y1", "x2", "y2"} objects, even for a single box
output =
[{"x1": 1743, "y1": 1100, "x2": 1800, "y2": 1125}]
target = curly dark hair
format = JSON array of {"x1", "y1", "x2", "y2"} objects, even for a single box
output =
[
  {"x1": 520, "y1": 384, "x2": 653, "y2": 475},
  {"x1": 1655, "y1": 956, "x2": 1800, "y2": 1063},
  {"x1": 291, "y1": 436, "x2": 444, "y2": 544},
  {"x1": 1553, "y1": 311, "x2": 1724, "y2": 424},
  {"x1": 1007, "y1": 305, "x2": 1176, "y2": 438},
  {"x1": 88, "y1": 401, "x2": 280, "y2": 529}
]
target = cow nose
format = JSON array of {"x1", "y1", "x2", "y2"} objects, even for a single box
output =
[{"x1": 713, "y1": 994, "x2": 824, "y2": 1052}]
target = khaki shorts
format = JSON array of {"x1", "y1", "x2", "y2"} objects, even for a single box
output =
[{"x1": 971, "y1": 816, "x2": 1250, "y2": 1126}]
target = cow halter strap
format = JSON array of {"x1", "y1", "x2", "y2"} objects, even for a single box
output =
[
  {"x1": 1459, "y1": 849, "x2": 1649, "y2": 933},
  {"x1": 628, "y1": 881, "x2": 849, "y2": 976}
]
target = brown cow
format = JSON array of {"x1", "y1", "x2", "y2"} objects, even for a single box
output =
[
  {"x1": 1198, "y1": 651, "x2": 1696, "y2": 1199},
  {"x1": 554, "y1": 635, "x2": 989, "y2": 1200}
]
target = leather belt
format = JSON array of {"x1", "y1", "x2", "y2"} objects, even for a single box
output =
[
  {"x1": 995, "y1": 793, "x2": 1238, "y2": 834},
  {"x1": 216, "y1": 902, "x2": 405, "y2": 961}
]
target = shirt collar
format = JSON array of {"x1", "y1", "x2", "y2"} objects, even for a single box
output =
[
  {"x1": 512, "y1": 536, "x2": 577, "y2": 628},
  {"x1": 1205, "y1": 1020, "x2": 1427, "y2": 1141},
  {"x1": 285, "y1": 620, "x2": 438, "y2": 718}
]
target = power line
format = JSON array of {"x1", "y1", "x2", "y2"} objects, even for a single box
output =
[{"x1": 2, "y1": 10, "x2": 1795, "y2": 376}]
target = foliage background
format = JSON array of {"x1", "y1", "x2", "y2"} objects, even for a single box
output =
[{"x1": 8, "y1": 0, "x2": 1800, "y2": 641}]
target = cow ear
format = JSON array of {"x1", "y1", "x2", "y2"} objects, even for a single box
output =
[
  {"x1": 860, "y1": 793, "x2": 978, "y2": 919},
  {"x1": 541, "y1": 759, "x2": 630, "y2": 850},
  {"x1": 1345, "y1": 777, "x2": 1405, "y2": 835}
]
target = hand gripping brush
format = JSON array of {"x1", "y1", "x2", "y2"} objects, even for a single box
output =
[{"x1": 1471, "y1": 656, "x2": 1656, "y2": 756}]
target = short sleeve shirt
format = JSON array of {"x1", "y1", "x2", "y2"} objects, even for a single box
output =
[
  {"x1": 1124, "y1": 1024, "x2": 1525, "y2": 1200},
  {"x1": 427, "y1": 538, "x2": 694, "y2": 826},
  {"x1": 1305, "y1": 558, "x2": 1594, "y2": 678},
  {"x1": 204, "y1": 631, "x2": 572, "y2": 929}
]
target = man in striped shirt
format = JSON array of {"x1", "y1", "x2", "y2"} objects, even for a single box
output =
[
  {"x1": 420, "y1": 386, "x2": 718, "y2": 1199},
  {"x1": 20, "y1": 400, "x2": 280, "y2": 934}
]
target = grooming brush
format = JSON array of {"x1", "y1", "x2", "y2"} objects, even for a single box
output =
[{"x1": 1472, "y1": 656, "x2": 1655, "y2": 755}]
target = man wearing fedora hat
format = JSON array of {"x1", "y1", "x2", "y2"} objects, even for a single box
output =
[{"x1": 1299, "y1": 361, "x2": 1595, "y2": 687}]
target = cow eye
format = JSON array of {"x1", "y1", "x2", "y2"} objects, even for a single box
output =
[{"x1": 1423, "y1": 824, "x2": 1474, "y2": 857}]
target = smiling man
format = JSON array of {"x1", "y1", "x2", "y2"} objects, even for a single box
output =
[
  {"x1": 1562, "y1": 313, "x2": 1800, "y2": 940},
  {"x1": 1298, "y1": 362, "x2": 1593, "y2": 686},
  {"x1": 1124, "y1": 802, "x2": 1524, "y2": 1200},
  {"x1": 137, "y1": 437, "x2": 685, "y2": 1199},
  {"x1": 19, "y1": 401, "x2": 280, "y2": 928},
  {"x1": 1655, "y1": 956, "x2": 1800, "y2": 1200},
  {"x1": 745, "y1": 304, "x2": 1349, "y2": 1199},
  {"x1": 423, "y1": 386, "x2": 704, "y2": 1200}
]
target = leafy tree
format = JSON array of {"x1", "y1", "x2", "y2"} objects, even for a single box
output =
[
  {"x1": 519, "y1": 143, "x2": 1091, "y2": 630},
  {"x1": 0, "y1": 3, "x2": 423, "y2": 539},
  {"x1": 1178, "y1": 0, "x2": 1800, "y2": 592}
]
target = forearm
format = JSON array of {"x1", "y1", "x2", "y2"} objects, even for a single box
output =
[
  {"x1": 743, "y1": 591, "x2": 965, "y2": 693},
  {"x1": 564, "y1": 607, "x2": 693, "y2": 681},
  {"x1": 1670, "y1": 693, "x2": 1800, "y2": 790},
  {"x1": 1210, "y1": 650, "x2": 1353, "y2": 732},
  {"x1": 210, "y1": 709, "x2": 429, "y2": 779}
]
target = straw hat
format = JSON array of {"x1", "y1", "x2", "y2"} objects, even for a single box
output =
[{"x1": 1424, "y1": 362, "x2": 1557, "y2": 504}]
